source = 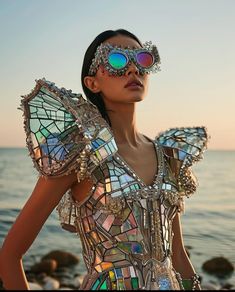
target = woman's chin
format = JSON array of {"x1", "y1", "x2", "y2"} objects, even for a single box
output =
[
  {"x1": 105, "y1": 93, "x2": 145, "y2": 103},
  {"x1": 129, "y1": 94, "x2": 145, "y2": 102}
]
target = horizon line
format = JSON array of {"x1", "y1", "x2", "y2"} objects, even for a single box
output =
[{"x1": 0, "y1": 146, "x2": 234, "y2": 151}]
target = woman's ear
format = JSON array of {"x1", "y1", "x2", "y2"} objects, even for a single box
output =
[{"x1": 83, "y1": 76, "x2": 100, "y2": 93}]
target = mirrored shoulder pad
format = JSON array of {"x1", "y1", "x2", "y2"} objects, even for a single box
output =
[
  {"x1": 19, "y1": 78, "x2": 118, "y2": 182},
  {"x1": 155, "y1": 126, "x2": 210, "y2": 197}
]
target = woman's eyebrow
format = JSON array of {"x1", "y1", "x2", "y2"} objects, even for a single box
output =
[{"x1": 123, "y1": 46, "x2": 140, "y2": 49}]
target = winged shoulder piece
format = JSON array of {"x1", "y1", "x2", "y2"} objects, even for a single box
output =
[
  {"x1": 18, "y1": 78, "x2": 118, "y2": 182},
  {"x1": 156, "y1": 126, "x2": 210, "y2": 197}
]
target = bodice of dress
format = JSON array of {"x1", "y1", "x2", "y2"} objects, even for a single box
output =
[
  {"x1": 20, "y1": 78, "x2": 210, "y2": 290},
  {"x1": 69, "y1": 139, "x2": 181, "y2": 290}
]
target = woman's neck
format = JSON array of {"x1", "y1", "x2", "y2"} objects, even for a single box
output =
[{"x1": 106, "y1": 103, "x2": 142, "y2": 147}]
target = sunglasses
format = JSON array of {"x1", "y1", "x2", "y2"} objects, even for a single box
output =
[{"x1": 88, "y1": 41, "x2": 161, "y2": 76}]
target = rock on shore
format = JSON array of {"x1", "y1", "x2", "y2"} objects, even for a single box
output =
[
  {"x1": 202, "y1": 257, "x2": 234, "y2": 277},
  {"x1": 41, "y1": 250, "x2": 79, "y2": 268},
  {"x1": 30, "y1": 259, "x2": 58, "y2": 275}
]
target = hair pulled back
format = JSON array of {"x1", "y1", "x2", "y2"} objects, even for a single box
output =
[{"x1": 81, "y1": 29, "x2": 142, "y2": 127}]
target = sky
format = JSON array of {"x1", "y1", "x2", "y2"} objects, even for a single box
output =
[{"x1": 0, "y1": 0, "x2": 234, "y2": 150}]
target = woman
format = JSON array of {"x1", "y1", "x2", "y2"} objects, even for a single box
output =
[{"x1": 0, "y1": 29, "x2": 209, "y2": 290}]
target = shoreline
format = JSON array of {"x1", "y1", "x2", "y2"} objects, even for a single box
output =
[{"x1": 1, "y1": 249, "x2": 234, "y2": 290}]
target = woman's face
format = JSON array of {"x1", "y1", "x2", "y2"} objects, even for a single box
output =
[{"x1": 84, "y1": 34, "x2": 149, "y2": 105}]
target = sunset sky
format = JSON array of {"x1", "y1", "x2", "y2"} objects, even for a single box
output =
[{"x1": 0, "y1": 0, "x2": 234, "y2": 149}]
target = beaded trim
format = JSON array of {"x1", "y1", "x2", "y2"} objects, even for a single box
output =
[
  {"x1": 114, "y1": 139, "x2": 164, "y2": 191},
  {"x1": 88, "y1": 41, "x2": 161, "y2": 76},
  {"x1": 192, "y1": 273, "x2": 201, "y2": 290}
]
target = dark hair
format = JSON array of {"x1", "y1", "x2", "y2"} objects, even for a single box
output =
[{"x1": 81, "y1": 29, "x2": 142, "y2": 127}]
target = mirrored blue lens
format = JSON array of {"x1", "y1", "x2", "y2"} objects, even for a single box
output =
[{"x1": 108, "y1": 52, "x2": 128, "y2": 69}]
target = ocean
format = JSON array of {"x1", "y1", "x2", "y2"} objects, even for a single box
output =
[{"x1": 0, "y1": 148, "x2": 234, "y2": 287}]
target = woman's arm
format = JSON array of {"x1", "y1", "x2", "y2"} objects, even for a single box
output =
[
  {"x1": 172, "y1": 212, "x2": 201, "y2": 290},
  {"x1": 0, "y1": 172, "x2": 78, "y2": 290}
]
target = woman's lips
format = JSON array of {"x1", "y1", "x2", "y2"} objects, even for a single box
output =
[
  {"x1": 125, "y1": 84, "x2": 143, "y2": 90},
  {"x1": 125, "y1": 81, "x2": 143, "y2": 90}
]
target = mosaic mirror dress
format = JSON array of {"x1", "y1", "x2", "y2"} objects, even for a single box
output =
[{"x1": 20, "y1": 79, "x2": 210, "y2": 290}]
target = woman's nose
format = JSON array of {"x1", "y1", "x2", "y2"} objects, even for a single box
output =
[{"x1": 125, "y1": 62, "x2": 140, "y2": 75}]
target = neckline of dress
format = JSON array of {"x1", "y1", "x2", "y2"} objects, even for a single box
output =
[{"x1": 114, "y1": 135, "x2": 164, "y2": 189}]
